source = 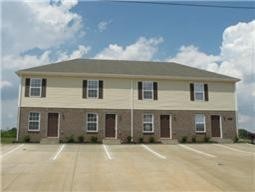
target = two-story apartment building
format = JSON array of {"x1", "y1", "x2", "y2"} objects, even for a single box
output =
[{"x1": 16, "y1": 59, "x2": 239, "y2": 143}]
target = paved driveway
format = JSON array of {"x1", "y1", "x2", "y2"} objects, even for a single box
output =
[{"x1": 1, "y1": 143, "x2": 254, "y2": 191}]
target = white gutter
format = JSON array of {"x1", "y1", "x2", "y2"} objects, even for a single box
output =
[
  {"x1": 130, "y1": 79, "x2": 134, "y2": 142},
  {"x1": 16, "y1": 77, "x2": 22, "y2": 141}
]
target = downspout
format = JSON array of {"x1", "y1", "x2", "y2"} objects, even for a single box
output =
[
  {"x1": 130, "y1": 80, "x2": 134, "y2": 142},
  {"x1": 235, "y1": 83, "x2": 239, "y2": 137},
  {"x1": 16, "y1": 77, "x2": 22, "y2": 141}
]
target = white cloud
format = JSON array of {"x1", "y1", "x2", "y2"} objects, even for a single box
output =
[
  {"x1": 95, "y1": 37, "x2": 163, "y2": 60},
  {"x1": 2, "y1": 0, "x2": 82, "y2": 55},
  {"x1": 0, "y1": 81, "x2": 13, "y2": 89},
  {"x1": 97, "y1": 21, "x2": 111, "y2": 32},
  {"x1": 168, "y1": 20, "x2": 255, "y2": 132}
]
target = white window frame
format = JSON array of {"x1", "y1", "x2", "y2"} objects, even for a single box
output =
[
  {"x1": 142, "y1": 81, "x2": 154, "y2": 100},
  {"x1": 28, "y1": 112, "x2": 40, "y2": 132},
  {"x1": 195, "y1": 114, "x2": 206, "y2": 133},
  {"x1": 29, "y1": 78, "x2": 42, "y2": 97},
  {"x1": 86, "y1": 112, "x2": 98, "y2": 132},
  {"x1": 87, "y1": 80, "x2": 99, "y2": 99},
  {"x1": 194, "y1": 82, "x2": 205, "y2": 101},
  {"x1": 143, "y1": 113, "x2": 154, "y2": 133}
]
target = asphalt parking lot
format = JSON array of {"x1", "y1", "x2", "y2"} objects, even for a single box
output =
[{"x1": 1, "y1": 143, "x2": 254, "y2": 192}]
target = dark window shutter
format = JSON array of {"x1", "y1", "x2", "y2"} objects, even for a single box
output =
[
  {"x1": 82, "y1": 80, "x2": 87, "y2": 98},
  {"x1": 204, "y1": 84, "x2": 209, "y2": 101},
  {"x1": 41, "y1": 79, "x2": 47, "y2": 97},
  {"x1": 25, "y1": 78, "x2": 30, "y2": 97},
  {"x1": 138, "y1": 81, "x2": 142, "y2": 100},
  {"x1": 153, "y1": 82, "x2": 158, "y2": 100},
  {"x1": 190, "y1": 83, "x2": 194, "y2": 101},
  {"x1": 99, "y1": 80, "x2": 103, "y2": 99}
]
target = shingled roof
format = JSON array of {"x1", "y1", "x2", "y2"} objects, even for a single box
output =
[{"x1": 16, "y1": 59, "x2": 239, "y2": 82}]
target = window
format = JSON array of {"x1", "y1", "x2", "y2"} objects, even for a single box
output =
[
  {"x1": 28, "y1": 112, "x2": 40, "y2": 131},
  {"x1": 143, "y1": 81, "x2": 153, "y2": 99},
  {"x1": 30, "y1": 78, "x2": 42, "y2": 97},
  {"x1": 195, "y1": 114, "x2": 206, "y2": 132},
  {"x1": 194, "y1": 83, "x2": 204, "y2": 101},
  {"x1": 143, "y1": 113, "x2": 154, "y2": 132},
  {"x1": 86, "y1": 113, "x2": 98, "y2": 132},
  {"x1": 87, "y1": 80, "x2": 99, "y2": 98}
]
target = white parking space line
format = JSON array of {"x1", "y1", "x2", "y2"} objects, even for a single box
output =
[
  {"x1": 179, "y1": 144, "x2": 216, "y2": 158},
  {"x1": 213, "y1": 144, "x2": 253, "y2": 154},
  {"x1": 51, "y1": 144, "x2": 65, "y2": 160},
  {"x1": 103, "y1": 144, "x2": 112, "y2": 160},
  {"x1": 0, "y1": 144, "x2": 24, "y2": 158},
  {"x1": 142, "y1": 144, "x2": 166, "y2": 159}
]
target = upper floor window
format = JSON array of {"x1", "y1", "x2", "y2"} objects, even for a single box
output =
[
  {"x1": 195, "y1": 114, "x2": 206, "y2": 133},
  {"x1": 143, "y1": 113, "x2": 154, "y2": 133},
  {"x1": 87, "y1": 80, "x2": 99, "y2": 98},
  {"x1": 194, "y1": 83, "x2": 204, "y2": 101},
  {"x1": 86, "y1": 113, "x2": 98, "y2": 132},
  {"x1": 143, "y1": 81, "x2": 153, "y2": 100},
  {"x1": 30, "y1": 78, "x2": 42, "y2": 97},
  {"x1": 28, "y1": 112, "x2": 40, "y2": 131}
]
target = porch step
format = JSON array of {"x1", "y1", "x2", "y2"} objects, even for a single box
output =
[
  {"x1": 160, "y1": 139, "x2": 179, "y2": 144},
  {"x1": 103, "y1": 138, "x2": 121, "y2": 145},
  {"x1": 40, "y1": 138, "x2": 59, "y2": 144},
  {"x1": 210, "y1": 138, "x2": 233, "y2": 143}
]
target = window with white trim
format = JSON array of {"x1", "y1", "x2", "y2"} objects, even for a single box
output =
[
  {"x1": 195, "y1": 114, "x2": 206, "y2": 132},
  {"x1": 143, "y1": 113, "x2": 154, "y2": 132},
  {"x1": 28, "y1": 112, "x2": 40, "y2": 131},
  {"x1": 86, "y1": 113, "x2": 98, "y2": 132},
  {"x1": 194, "y1": 83, "x2": 204, "y2": 101},
  {"x1": 87, "y1": 80, "x2": 99, "y2": 98},
  {"x1": 30, "y1": 78, "x2": 42, "y2": 97},
  {"x1": 143, "y1": 81, "x2": 153, "y2": 99}
]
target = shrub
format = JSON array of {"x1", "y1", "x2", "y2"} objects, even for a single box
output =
[
  {"x1": 66, "y1": 135, "x2": 75, "y2": 143},
  {"x1": 233, "y1": 136, "x2": 239, "y2": 143},
  {"x1": 91, "y1": 136, "x2": 98, "y2": 143},
  {"x1": 181, "y1": 136, "x2": 188, "y2": 143},
  {"x1": 204, "y1": 136, "x2": 210, "y2": 143},
  {"x1": 127, "y1": 136, "x2": 132, "y2": 143},
  {"x1": 149, "y1": 136, "x2": 155, "y2": 143},
  {"x1": 192, "y1": 136, "x2": 196, "y2": 143},
  {"x1": 139, "y1": 137, "x2": 144, "y2": 143},
  {"x1": 23, "y1": 135, "x2": 30, "y2": 143},
  {"x1": 78, "y1": 135, "x2": 84, "y2": 143}
]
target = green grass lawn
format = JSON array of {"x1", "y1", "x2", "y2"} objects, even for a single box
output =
[{"x1": 1, "y1": 137, "x2": 16, "y2": 144}]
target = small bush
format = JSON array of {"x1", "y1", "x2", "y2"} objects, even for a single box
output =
[
  {"x1": 127, "y1": 136, "x2": 132, "y2": 143},
  {"x1": 149, "y1": 136, "x2": 155, "y2": 143},
  {"x1": 233, "y1": 136, "x2": 239, "y2": 143},
  {"x1": 23, "y1": 135, "x2": 30, "y2": 143},
  {"x1": 91, "y1": 136, "x2": 98, "y2": 143},
  {"x1": 139, "y1": 137, "x2": 144, "y2": 143},
  {"x1": 192, "y1": 136, "x2": 196, "y2": 143},
  {"x1": 66, "y1": 135, "x2": 75, "y2": 143},
  {"x1": 181, "y1": 136, "x2": 188, "y2": 143},
  {"x1": 204, "y1": 136, "x2": 210, "y2": 143},
  {"x1": 78, "y1": 135, "x2": 84, "y2": 143}
]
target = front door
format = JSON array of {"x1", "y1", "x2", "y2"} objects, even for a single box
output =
[
  {"x1": 160, "y1": 115, "x2": 170, "y2": 138},
  {"x1": 105, "y1": 114, "x2": 116, "y2": 138},
  {"x1": 211, "y1": 115, "x2": 221, "y2": 137},
  {"x1": 47, "y1": 113, "x2": 59, "y2": 137}
]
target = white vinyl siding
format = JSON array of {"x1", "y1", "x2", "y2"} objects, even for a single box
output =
[
  {"x1": 28, "y1": 112, "x2": 40, "y2": 131},
  {"x1": 195, "y1": 114, "x2": 206, "y2": 133}
]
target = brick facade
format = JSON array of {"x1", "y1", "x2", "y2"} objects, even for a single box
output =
[{"x1": 18, "y1": 107, "x2": 237, "y2": 143}]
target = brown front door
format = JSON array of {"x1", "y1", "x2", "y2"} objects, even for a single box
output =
[
  {"x1": 160, "y1": 115, "x2": 170, "y2": 138},
  {"x1": 211, "y1": 115, "x2": 221, "y2": 137},
  {"x1": 105, "y1": 114, "x2": 116, "y2": 138},
  {"x1": 47, "y1": 113, "x2": 59, "y2": 137}
]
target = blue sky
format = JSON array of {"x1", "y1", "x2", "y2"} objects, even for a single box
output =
[{"x1": 1, "y1": 1, "x2": 255, "y2": 131}]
